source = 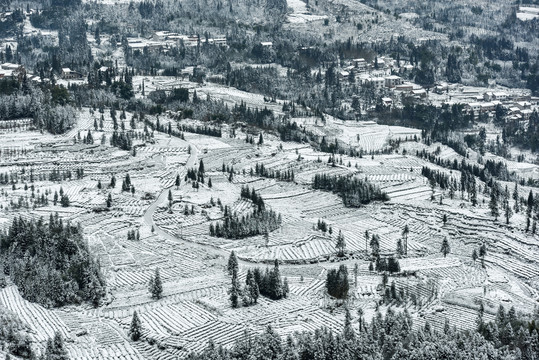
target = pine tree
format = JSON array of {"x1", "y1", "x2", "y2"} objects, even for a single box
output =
[
  {"x1": 94, "y1": 27, "x2": 101, "y2": 45},
  {"x1": 470, "y1": 181, "x2": 478, "y2": 206},
  {"x1": 335, "y1": 230, "x2": 346, "y2": 257},
  {"x1": 396, "y1": 238, "x2": 404, "y2": 256},
  {"x1": 357, "y1": 307, "x2": 364, "y2": 333},
  {"x1": 283, "y1": 277, "x2": 289, "y2": 298},
  {"x1": 504, "y1": 188, "x2": 513, "y2": 225},
  {"x1": 402, "y1": 225, "x2": 409, "y2": 255},
  {"x1": 489, "y1": 189, "x2": 499, "y2": 220},
  {"x1": 370, "y1": 234, "x2": 380, "y2": 258},
  {"x1": 129, "y1": 311, "x2": 142, "y2": 341},
  {"x1": 247, "y1": 270, "x2": 259, "y2": 304},
  {"x1": 149, "y1": 268, "x2": 163, "y2": 300},
  {"x1": 527, "y1": 190, "x2": 534, "y2": 218},
  {"x1": 229, "y1": 266, "x2": 240, "y2": 308},
  {"x1": 477, "y1": 301, "x2": 485, "y2": 334},
  {"x1": 268, "y1": 259, "x2": 283, "y2": 300},
  {"x1": 343, "y1": 307, "x2": 356, "y2": 341},
  {"x1": 175, "y1": 174, "x2": 180, "y2": 189},
  {"x1": 472, "y1": 249, "x2": 478, "y2": 263},
  {"x1": 199, "y1": 159, "x2": 205, "y2": 174},
  {"x1": 513, "y1": 182, "x2": 519, "y2": 213},
  {"x1": 441, "y1": 237, "x2": 450, "y2": 258},
  {"x1": 228, "y1": 251, "x2": 239, "y2": 275}
]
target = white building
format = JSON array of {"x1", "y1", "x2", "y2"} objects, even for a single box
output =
[{"x1": 384, "y1": 75, "x2": 402, "y2": 88}]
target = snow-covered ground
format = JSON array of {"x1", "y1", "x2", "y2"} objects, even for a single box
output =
[{"x1": 286, "y1": 0, "x2": 328, "y2": 24}]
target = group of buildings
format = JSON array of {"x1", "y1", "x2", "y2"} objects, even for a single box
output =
[
  {"x1": 335, "y1": 56, "x2": 538, "y2": 120},
  {"x1": 0, "y1": 63, "x2": 23, "y2": 79},
  {"x1": 462, "y1": 91, "x2": 536, "y2": 121},
  {"x1": 338, "y1": 56, "x2": 428, "y2": 103},
  {"x1": 126, "y1": 31, "x2": 227, "y2": 54}
]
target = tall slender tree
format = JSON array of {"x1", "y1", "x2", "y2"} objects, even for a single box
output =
[
  {"x1": 149, "y1": 268, "x2": 163, "y2": 300},
  {"x1": 335, "y1": 230, "x2": 346, "y2": 257},
  {"x1": 402, "y1": 225, "x2": 409, "y2": 256},
  {"x1": 441, "y1": 237, "x2": 451, "y2": 258},
  {"x1": 129, "y1": 311, "x2": 142, "y2": 341}
]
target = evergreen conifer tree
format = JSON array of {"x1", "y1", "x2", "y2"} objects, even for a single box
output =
[
  {"x1": 441, "y1": 237, "x2": 451, "y2": 258},
  {"x1": 149, "y1": 268, "x2": 163, "y2": 300},
  {"x1": 129, "y1": 311, "x2": 142, "y2": 341}
]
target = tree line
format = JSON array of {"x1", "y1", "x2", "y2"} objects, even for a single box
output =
[{"x1": 186, "y1": 306, "x2": 534, "y2": 360}]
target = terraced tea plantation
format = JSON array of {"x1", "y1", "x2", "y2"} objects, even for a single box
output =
[{"x1": 0, "y1": 105, "x2": 538, "y2": 359}]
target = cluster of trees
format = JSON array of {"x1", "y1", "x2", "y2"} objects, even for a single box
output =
[
  {"x1": 121, "y1": 173, "x2": 135, "y2": 193},
  {"x1": 421, "y1": 166, "x2": 455, "y2": 192},
  {"x1": 42, "y1": 332, "x2": 69, "y2": 360},
  {"x1": 210, "y1": 188, "x2": 282, "y2": 239},
  {"x1": 0, "y1": 307, "x2": 34, "y2": 359},
  {"x1": 52, "y1": 188, "x2": 70, "y2": 208},
  {"x1": 48, "y1": 168, "x2": 85, "y2": 182},
  {"x1": 188, "y1": 306, "x2": 532, "y2": 360},
  {"x1": 502, "y1": 111, "x2": 539, "y2": 151},
  {"x1": 0, "y1": 214, "x2": 106, "y2": 307},
  {"x1": 210, "y1": 207, "x2": 282, "y2": 239},
  {"x1": 228, "y1": 254, "x2": 288, "y2": 308},
  {"x1": 252, "y1": 162, "x2": 295, "y2": 182},
  {"x1": 110, "y1": 131, "x2": 133, "y2": 150},
  {"x1": 127, "y1": 229, "x2": 140, "y2": 241},
  {"x1": 477, "y1": 304, "x2": 539, "y2": 358},
  {"x1": 0, "y1": 168, "x2": 83, "y2": 186},
  {"x1": 244, "y1": 133, "x2": 265, "y2": 145},
  {"x1": 179, "y1": 124, "x2": 222, "y2": 137},
  {"x1": 228, "y1": 252, "x2": 257, "y2": 308},
  {"x1": 326, "y1": 265, "x2": 350, "y2": 299},
  {"x1": 0, "y1": 80, "x2": 77, "y2": 135},
  {"x1": 374, "y1": 256, "x2": 401, "y2": 273},
  {"x1": 185, "y1": 162, "x2": 206, "y2": 184},
  {"x1": 74, "y1": 130, "x2": 94, "y2": 145},
  {"x1": 239, "y1": 186, "x2": 266, "y2": 212},
  {"x1": 316, "y1": 219, "x2": 332, "y2": 234},
  {"x1": 313, "y1": 173, "x2": 389, "y2": 207}
]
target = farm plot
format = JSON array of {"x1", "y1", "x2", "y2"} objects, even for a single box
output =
[
  {"x1": 115, "y1": 301, "x2": 218, "y2": 341},
  {"x1": 413, "y1": 303, "x2": 495, "y2": 332},
  {"x1": 0, "y1": 286, "x2": 71, "y2": 342}
]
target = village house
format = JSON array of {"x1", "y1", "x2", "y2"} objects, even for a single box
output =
[
  {"x1": 395, "y1": 83, "x2": 414, "y2": 92},
  {"x1": 362, "y1": 76, "x2": 385, "y2": 90},
  {"x1": 515, "y1": 101, "x2": 531, "y2": 110},
  {"x1": 127, "y1": 38, "x2": 164, "y2": 54},
  {"x1": 352, "y1": 58, "x2": 367, "y2": 72},
  {"x1": 61, "y1": 68, "x2": 84, "y2": 80},
  {"x1": 384, "y1": 75, "x2": 403, "y2": 88},
  {"x1": 466, "y1": 102, "x2": 482, "y2": 114},
  {"x1": 411, "y1": 88, "x2": 427, "y2": 99},
  {"x1": 381, "y1": 97, "x2": 393, "y2": 107}
]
